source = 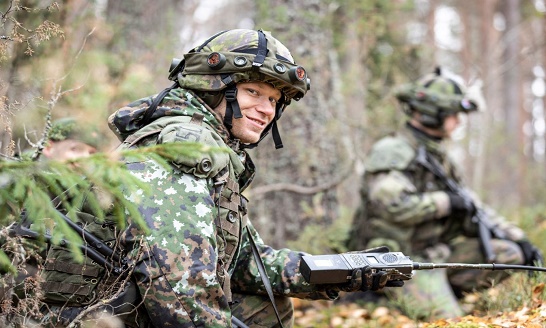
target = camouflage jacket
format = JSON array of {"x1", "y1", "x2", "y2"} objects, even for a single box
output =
[
  {"x1": 106, "y1": 88, "x2": 336, "y2": 327},
  {"x1": 347, "y1": 123, "x2": 525, "y2": 259}
]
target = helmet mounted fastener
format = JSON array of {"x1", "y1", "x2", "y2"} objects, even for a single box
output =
[
  {"x1": 207, "y1": 52, "x2": 227, "y2": 70},
  {"x1": 273, "y1": 63, "x2": 287, "y2": 74},
  {"x1": 168, "y1": 58, "x2": 184, "y2": 81},
  {"x1": 289, "y1": 66, "x2": 307, "y2": 83},
  {"x1": 234, "y1": 56, "x2": 248, "y2": 67},
  {"x1": 169, "y1": 58, "x2": 182, "y2": 74}
]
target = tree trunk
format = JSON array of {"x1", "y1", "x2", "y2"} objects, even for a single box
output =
[
  {"x1": 500, "y1": 0, "x2": 522, "y2": 208},
  {"x1": 249, "y1": 0, "x2": 342, "y2": 249}
]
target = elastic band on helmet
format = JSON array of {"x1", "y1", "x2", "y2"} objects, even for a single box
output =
[
  {"x1": 252, "y1": 30, "x2": 268, "y2": 68},
  {"x1": 195, "y1": 30, "x2": 230, "y2": 52},
  {"x1": 234, "y1": 48, "x2": 291, "y2": 62}
]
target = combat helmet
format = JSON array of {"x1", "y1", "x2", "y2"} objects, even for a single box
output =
[
  {"x1": 167, "y1": 29, "x2": 310, "y2": 149},
  {"x1": 49, "y1": 117, "x2": 99, "y2": 148},
  {"x1": 395, "y1": 67, "x2": 478, "y2": 128}
]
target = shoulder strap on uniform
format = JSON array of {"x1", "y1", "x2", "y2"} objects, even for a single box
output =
[
  {"x1": 140, "y1": 82, "x2": 179, "y2": 128},
  {"x1": 246, "y1": 227, "x2": 284, "y2": 328}
]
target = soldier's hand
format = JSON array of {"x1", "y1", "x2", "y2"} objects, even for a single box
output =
[
  {"x1": 447, "y1": 192, "x2": 476, "y2": 217},
  {"x1": 346, "y1": 267, "x2": 405, "y2": 292},
  {"x1": 343, "y1": 246, "x2": 404, "y2": 292},
  {"x1": 517, "y1": 240, "x2": 543, "y2": 267}
]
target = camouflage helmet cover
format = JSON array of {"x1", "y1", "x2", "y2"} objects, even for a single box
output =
[
  {"x1": 48, "y1": 117, "x2": 99, "y2": 147},
  {"x1": 171, "y1": 29, "x2": 310, "y2": 104},
  {"x1": 395, "y1": 67, "x2": 478, "y2": 118}
]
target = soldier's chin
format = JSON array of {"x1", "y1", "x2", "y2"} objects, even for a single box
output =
[{"x1": 238, "y1": 132, "x2": 261, "y2": 144}]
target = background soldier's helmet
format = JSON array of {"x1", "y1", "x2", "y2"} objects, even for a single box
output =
[
  {"x1": 168, "y1": 29, "x2": 310, "y2": 148},
  {"x1": 49, "y1": 117, "x2": 99, "y2": 147},
  {"x1": 394, "y1": 67, "x2": 478, "y2": 128}
]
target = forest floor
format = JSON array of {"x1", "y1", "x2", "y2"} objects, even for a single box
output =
[{"x1": 292, "y1": 281, "x2": 546, "y2": 327}]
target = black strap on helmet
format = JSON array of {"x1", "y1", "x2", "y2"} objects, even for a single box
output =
[
  {"x1": 221, "y1": 74, "x2": 243, "y2": 131},
  {"x1": 252, "y1": 30, "x2": 268, "y2": 68}
]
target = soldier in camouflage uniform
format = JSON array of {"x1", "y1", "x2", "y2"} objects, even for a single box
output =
[
  {"x1": 0, "y1": 118, "x2": 100, "y2": 327},
  {"x1": 346, "y1": 68, "x2": 543, "y2": 319},
  {"x1": 38, "y1": 29, "x2": 403, "y2": 328}
]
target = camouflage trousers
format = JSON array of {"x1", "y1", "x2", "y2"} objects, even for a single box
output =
[
  {"x1": 391, "y1": 237, "x2": 524, "y2": 320},
  {"x1": 231, "y1": 292, "x2": 294, "y2": 328},
  {"x1": 37, "y1": 292, "x2": 293, "y2": 328}
]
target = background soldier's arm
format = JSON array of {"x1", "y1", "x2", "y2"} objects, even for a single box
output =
[{"x1": 367, "y1": 170, "x2": 450, "y2": 225}]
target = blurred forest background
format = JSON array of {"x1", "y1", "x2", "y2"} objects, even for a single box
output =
[{"x1": 2, "y1": 0, "x2": 546, "y2": 255}]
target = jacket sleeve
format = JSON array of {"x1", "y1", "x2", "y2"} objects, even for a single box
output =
[
  {"x1": 229, "y1": 221, "x2": 339, "y2": 301},
  {"x1": 367, "y1": 170, "x2": 451, "y2": 225},
  {"x1": 122, "y1": 158, "x2": 231, "y2": 328},
  {"x1": 364, "y1": 136, "x2": 451, "y2": 225}
]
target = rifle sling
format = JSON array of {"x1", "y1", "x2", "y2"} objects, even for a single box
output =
[{"x1": 246, "y1": 226, "x2": 285, "y2": 328}]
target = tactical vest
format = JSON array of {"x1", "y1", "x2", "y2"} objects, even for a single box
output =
[
  {"x1": 40, "y1": 210, "x2": 122, "y2": 307},
  {"x1": 40, "y1": 112, "x2": 252, "y2": 308}
]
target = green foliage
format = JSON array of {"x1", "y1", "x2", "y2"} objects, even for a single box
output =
[
  {"x1": 473, "y1": 272, "x2": 545, "y2": 315},
  {"x1": 0, "y1": 1, "x2": 64, "y2": 66},
  {"x1": 0, "y1": 142, "x2": 227, "y2": 269},
  {"x1": 513, "y1": 205, "x2": 546, "y2": 253}
]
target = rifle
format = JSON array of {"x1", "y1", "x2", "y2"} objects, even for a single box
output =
[
  {"x1": 414, "y1": 145, "x2": 502, "y2": 263},
  {"x1": 8, "y1": 210, "x2": 126, "y2": 275},
  {"x1": 300, "y1": 250, "x2": 546, "y2": 285},
  {"x1": 8, "y1": 209, "x2": 251, "y2": 328}
]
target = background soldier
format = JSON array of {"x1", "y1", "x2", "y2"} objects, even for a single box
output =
[
  {"x1": 43, "y1": 117, "x2": 98, "y2": 161},
  {"x1": 346, "y1": 68, "x2": 543, "y2": 319},
  {"x1": 38, "y1": 29, "x2": 403, "y2": 327},
  {"x1": 0, "y1": 117, "x2": 100, "y2": 327}
]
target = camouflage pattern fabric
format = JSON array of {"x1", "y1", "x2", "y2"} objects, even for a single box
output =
[
  {"x1": 230, "y1": 293, "x2": 293, "y2": 327},
  {"x1": 36, "y1": 87, "x2": 339, "y2": 327},
  {"x1": 347, "y1": 123, "x2": 527, "y2": 319},
  {"x1": 49, "y1": 117, "x2": 100, "y2": 148}
]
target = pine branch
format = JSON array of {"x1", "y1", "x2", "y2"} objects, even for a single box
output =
[{"x1": 0, "y1": 142, "x2": 227, "y2": 269}]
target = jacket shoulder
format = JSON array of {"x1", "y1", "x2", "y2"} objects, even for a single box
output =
[
  {"x1": 364, "y1": 135, "x2": 416, "y2": 172},
  {"x1": 128, "y1": 116, "x2": 232, "y2": 179}
]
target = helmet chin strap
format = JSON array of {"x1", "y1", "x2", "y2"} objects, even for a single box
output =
[{"x1": 223, "y1": 83, "x2": 243, "y2": 130}]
